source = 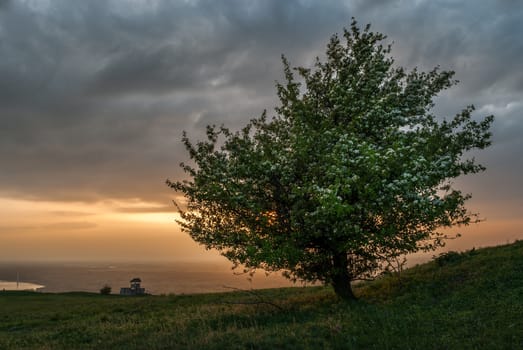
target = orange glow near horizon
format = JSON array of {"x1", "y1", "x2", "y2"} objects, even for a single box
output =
[
  {"x1": 0, "y1": 195, "x2": 521, "y2": 265},
  {"x1": 0, "y1": 196, "x2": 225, "y2": 263}
]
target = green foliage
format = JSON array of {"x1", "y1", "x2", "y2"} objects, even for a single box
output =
[
  {"x1": 433, "y1": 247, "x2": 480, "y2": 267},
  {"x1": 168, "y1": 19, "x2": 494, "y2": 300},
  {"x1": 99, "y1": 285, "x2": 111, "y2": 295},
  {"x1": 1, "y1": 242, "x2": 523, "y2": 349}
]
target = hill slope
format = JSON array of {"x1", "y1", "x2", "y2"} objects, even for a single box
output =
[{"x1": 1, "y1": 241, "x2": 523, "y2": 349}]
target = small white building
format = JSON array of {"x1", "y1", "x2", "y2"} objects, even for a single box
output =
[{"x1": 120, "y1": 277, "x2": 146, "y2": 295}]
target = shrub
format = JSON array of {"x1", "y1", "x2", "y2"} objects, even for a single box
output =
[
  {"x1": 100, "y1": 285, "x2": 112, "y2": 295},
  {"x1": 434, "y1": 251, "x2": 463, "y2": 267}
]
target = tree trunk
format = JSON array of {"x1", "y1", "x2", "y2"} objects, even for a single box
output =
[{"x1": 332, "y1": 253, "x2": 357, "y2": 301}]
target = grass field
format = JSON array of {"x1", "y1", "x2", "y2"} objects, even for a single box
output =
[{"x1": 1, "y1": 241, "x2": 523, "y2": 349}]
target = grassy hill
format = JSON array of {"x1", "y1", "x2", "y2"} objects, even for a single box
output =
[{"x1": 1, "y1": 241, "x2": 523, "y2": 349}]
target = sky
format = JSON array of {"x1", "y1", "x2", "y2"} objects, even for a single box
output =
[{"x1": 0, "y1": 0, "x2": 522, "y2": 263}]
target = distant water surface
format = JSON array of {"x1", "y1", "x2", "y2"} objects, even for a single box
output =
[
  {"x1": 0, "y1": 261, "x2": 306, "y2": 295},
  {"x1": 0, "y1": 280, "x2": 44, "y2": 291}
]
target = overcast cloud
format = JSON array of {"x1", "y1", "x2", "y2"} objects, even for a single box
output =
[{"x1": 0, "y1": 0, "x2": 521, "y2": 215}]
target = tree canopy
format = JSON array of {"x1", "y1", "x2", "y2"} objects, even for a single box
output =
[{"x1": 167, "y1": 20, "x2": 494, "y2": 300}]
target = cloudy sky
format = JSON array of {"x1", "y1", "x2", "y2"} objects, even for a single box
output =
[{"x1": 1, "y1": 0, "x2": 522, "y2": 262}]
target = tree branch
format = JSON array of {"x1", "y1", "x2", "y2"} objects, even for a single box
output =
[{"x1": 219, "y1": 286, "x2": 284, "y2": 311}]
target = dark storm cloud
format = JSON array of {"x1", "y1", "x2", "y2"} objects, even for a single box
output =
[
  {"x1": 87, "y1": 0, "x2": 352, "y2": 97},
  {"x1": 0, "y1": 0, "x2": 521, "y2": 209},
  {"x1": 0, "y1": 0, "x2": 353, "y2": 202}
]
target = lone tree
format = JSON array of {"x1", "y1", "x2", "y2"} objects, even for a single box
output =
[{"x1": 168, "y1": 20, "x2": 493, "y2": 300}]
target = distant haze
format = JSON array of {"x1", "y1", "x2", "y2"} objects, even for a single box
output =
[{"x1": 0, "y1": 1, "x2": 522, "y2": 263}]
